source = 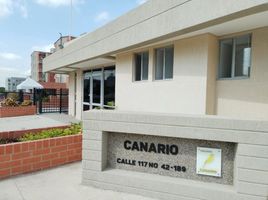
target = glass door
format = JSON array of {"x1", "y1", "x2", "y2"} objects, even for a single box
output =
[
  {"x1": 83, "y1": 67, "x2": 115, "y2": 111},
  {"x1": 91, "y1": 70, "x2": 102, "y2": 109},
  {"x1": 83, "y1": 72, "x2": 91, "y2": 111}
]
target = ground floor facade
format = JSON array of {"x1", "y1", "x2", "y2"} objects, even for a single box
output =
[
  {"x1": 43, "y1": 1, "x2": 268, "y2": 199},
  {"x1": 66, "y1": 26, "x2": 268, "y2": 200}
]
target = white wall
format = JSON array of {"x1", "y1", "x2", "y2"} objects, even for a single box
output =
[
  {"x1": 216, "y1": 27, "x2": 268, "y2": 119},
  {"x1": 75, "y1": 70, "x2": 83, "y2": 120},
  {"x1": 115, "y1": 34, "x2": 216, "y2": 115},
  {"x1": 68, "y1": 72, "x2": 75, "y2": 117}
]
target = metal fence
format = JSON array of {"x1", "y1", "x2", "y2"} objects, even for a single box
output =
[
  {"x1": 35, "y1": 89, "x2": 68, "y2": 114},
  {"x1": 0, "y1": 89, "x2": 68, "y2": 114},
  {"x1": 0, "y1": 91, "x2": 34, "y2": 105}
]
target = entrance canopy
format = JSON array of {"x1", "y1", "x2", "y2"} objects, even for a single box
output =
[{"x1": 17, "y1": 77, "x2": 44, "y2": 90}]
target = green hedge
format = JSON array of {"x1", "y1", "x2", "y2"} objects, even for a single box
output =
[{"x1": 19, "y1": 123, "x2": 82, "y2": 142}]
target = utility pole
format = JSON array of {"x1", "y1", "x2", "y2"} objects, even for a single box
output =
[{"x1": 70, "y1": 0, "x2": 73, "y2": 41}]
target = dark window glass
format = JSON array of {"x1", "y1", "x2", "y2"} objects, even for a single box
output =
[
  {"x1": 142, "y1": 52, "x2": 149, "y2": 80},
  {"x1": 165, "y1": 47, "x2": 174, "y2": 79},
  {"x1": 83, "y1": 72, "x2": 91, "y2": 111},
  {"x1": 104, "y1": 68, "x2": 115, "y2": 107},
  {"x1": 135, "y1": 54, "x2": 142, "y2": 81},
  {"x1": 92, "y1": 73, "x2": 101, "y2": 104},
  {"x1": 155, "y1": 48, "x2": 164, "y2": 80},
  {"x1": 83, "y1": 73, "x2": 90, "y2": 104},
  {"x1": 155, "y1": 46, "x2": 174, "y2": 80},
  {"x1": 235, "y1": 35, "x2": 251, "y2": 77},
  {"x1": 219, "y1": 39, "x2": 233, "y2": 78},
  {"x1": 134, "y1": 52, "x2": 148, "y2": 81},
  {"x1": 219, "y1": 34, "x2": 251, "y2": 79},
  {"x1": 83, "y1": 105, "x2": 90, "y2": 111}
]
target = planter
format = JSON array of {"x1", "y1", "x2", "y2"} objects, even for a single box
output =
[
  {"x1": 0, "y1": 134, "x2": 82, "y2": 179},
  {"x1": 0, "y1": 105, "x2": 36, "y2": 118},
  {"x1": 0, "y1": 125, "x2": 69, "y2": 139}
]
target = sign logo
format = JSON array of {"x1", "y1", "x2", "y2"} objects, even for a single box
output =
[{"x1": 196, "y1": 147, "x2": 222, "y2": 177}]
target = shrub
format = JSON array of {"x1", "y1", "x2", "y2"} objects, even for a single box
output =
[
  {"x1": 19, "y1": 123, "x2": 82, "y2": 142},
  {"x1": 107, "y1": 101, "x2": 115, "y2": 107},
  {"x1": 0, "y1": 138, "x2": 19, "y2": 144},
  {"x1": 7, "y1": 93, "x2": 19, "y2": 101},
  {"x1": 1, "y1": 98, "x2": 19, "y2": 107},
  {"x1": 21, "y1": 100, "x2": 33, "y2": 106}
]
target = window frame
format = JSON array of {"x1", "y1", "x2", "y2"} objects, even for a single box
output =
[
  {"x1": 133, "y1": 51, "x2": 149, "y2": 82},
  {"x1": 218, "y1": 34, "x2": 252, "y2": 80},
  {"x1": 154, "y1": 45, "x2": 174, "y2": 81}
]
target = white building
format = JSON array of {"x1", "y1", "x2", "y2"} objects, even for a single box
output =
[
  {"x1": 43, "y1": 1, "x2": 268, "y2": 200},
  {"x1": 5, "y1": 77, "x2": 26, "y2": 92}
]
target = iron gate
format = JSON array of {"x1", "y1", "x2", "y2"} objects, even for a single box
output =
[{"x1": 34, "y1": 89, "x2": 68, "y2": 114}]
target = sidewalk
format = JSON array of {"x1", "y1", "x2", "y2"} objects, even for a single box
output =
[
  {"x1": 0, "y1": 162, "x2": 155, "y2": 200},
  {"x1": 0, "y1": 114, "x2": 79, "y2": 132}
]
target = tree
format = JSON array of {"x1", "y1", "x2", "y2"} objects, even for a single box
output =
[{"x1": 0, "y1": 87, "x2": 5, "y2": 93}]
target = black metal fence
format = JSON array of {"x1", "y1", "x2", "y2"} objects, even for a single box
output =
[
  {"x1": 34, "y1": 89, "x2": 68, "y2": 114},
  {"x1": 0, "y1": 91, "x2": 34, "y2": 104},
  {"x1": 0, "y1": 89, "x2": 68, "y2": 114}
]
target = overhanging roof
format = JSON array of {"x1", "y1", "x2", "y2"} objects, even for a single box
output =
[
  {"x1": 49, "y1": 57, "x2": 115, "y2": 73},
  {"x1": 43, "y1": 0, "x2": 268, "y2": 72}
]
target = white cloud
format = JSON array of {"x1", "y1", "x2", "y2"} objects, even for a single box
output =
[
  {"x1": 24, "y1": 68, "x2": 31, "y2": 76},
  {"x1": 0, "y1": 66, "x2": 27, "y2": 87},
  {"x1": 0, "y1": 0, "x2": 28, "y2": 19},
  {"x1": 0, "y1": 53, "x2": 21, "y2": 60},
  {"x1": 137, "y1": 0, "x2": 148, "y2": 5},
  {"x1": 94, "y1": 11, "x2": 110, "y2": 23},
  {"x1": 32, "y1": 44, "x2": 54, "y2": 52},
  {"x1": 19, "y1": 4, "x2": 28, "y2": 18},
  {"x1": 0, "y1": 0, "x2": 13, "y2": 18},
  {"x1": 34, "y1": 0, "x2": 83, "y2": 7},
  {"x1": 0, "y1": 66, "x2": 17, "y2": 72}
]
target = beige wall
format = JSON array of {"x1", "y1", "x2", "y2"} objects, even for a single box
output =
[
  {"x1": 216, "y1": 27, "x2": 268, "y2": 119},
  {"x1": 115, "y1": 34, "x2": 217, "y2": 115},
  {"x1": 206, "y1": 35, "x2": 219, "y2": 115}
]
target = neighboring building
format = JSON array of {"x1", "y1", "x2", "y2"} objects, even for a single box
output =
[
  {"x1": 54, "y1": 36, "x2": 76, "y2": 51},
  {"x1": 5, "y1": 77, "x2": 26, "y2": 92},
  {"x1": 31, "y1": 51, "x2": 53, "y2": 82},
  {"x1": 31, "y1": 36, "x2": 75, "y2": 89},
  {"x1": 43, "y1": 1, "x2": 268, "y2": 200}
]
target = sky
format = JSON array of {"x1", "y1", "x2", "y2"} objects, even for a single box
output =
[{"x1": 0, "y1": 0, "x2": 148, "y2": 87}]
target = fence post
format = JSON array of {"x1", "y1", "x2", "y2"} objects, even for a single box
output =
[
  {"x1": 38, "y1": 90, "x2": 42, "y2": 114},
  {"x1": 59, "y1": 89, "x2": 62, "y2": 114},
  {"x1": 18, "y1": 90, "x2": 23, "y2": 104},
  {"x1": 33, "y1": 88, "x2": 36, "y2": 105}
]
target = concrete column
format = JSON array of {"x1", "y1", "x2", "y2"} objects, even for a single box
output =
[
  {"x1": 68, "y1": 72, "x2": 75, "y2": 117},
  {"x1": 75, "y1": 70, "x2": 83, "y2": 120}
]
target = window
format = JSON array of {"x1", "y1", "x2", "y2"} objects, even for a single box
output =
[
  {"x1": 134, "y1": 52, "x2": 149, "y2": 81},
  {"x1": 104, "y1": 67, "x2": 115, "y2": 108},
  {"x1": 219, "y1": 34, "x2": 251, "y2": 79},
  {"x1": 155, "y1": 46, "x2": 174, "y2": 80},
  {"x1": 83, "y1": 67, "x2": 115, "y2": 111}
]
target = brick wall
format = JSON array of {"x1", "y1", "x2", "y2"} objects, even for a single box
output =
[
  {"x1": 40, "y1": 82, "x2": 67, "y2": 89},
  {"x1": 0, "y1": 106, "x2": 36, "y2": 118},
  {"x1": 0, "y1": 134, "x2": 82, "y2": 179}
]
